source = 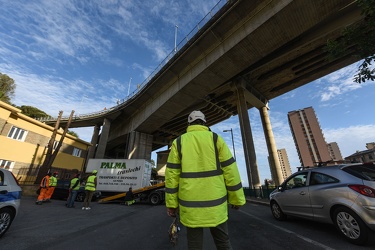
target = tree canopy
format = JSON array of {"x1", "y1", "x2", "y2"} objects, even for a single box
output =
[
  {"x1": 67, "y1": 130, "x2": 79, "y2": 138},
  {"x1": 0, "y1": 73, "x2": 16, "y2": 104},
  {"x1": 18, "y1": 105, "x2": 50, "y2": 119},
  {"x1": 326, "y1": 0, "x2": 375, "y2": 83}
]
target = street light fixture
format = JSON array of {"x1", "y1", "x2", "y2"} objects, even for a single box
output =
[{"x1": 223, "y1": 128, "x2": 236, "y2": 160}]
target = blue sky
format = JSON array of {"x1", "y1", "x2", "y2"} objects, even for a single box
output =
[{"x1": 1, "y1": 0, "x2": 374, "y2": 187}]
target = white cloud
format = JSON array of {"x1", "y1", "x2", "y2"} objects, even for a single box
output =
[
  {"x1": 324, "y1": 125, "x2": 375, "y2": 158},
  {"x1": 318, "y1": 62, "x2": 375, "y2": 101}
]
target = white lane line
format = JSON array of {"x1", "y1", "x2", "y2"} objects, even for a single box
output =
[{"x1": 239, "y1": 210, "x2": 336, "y2": 250}]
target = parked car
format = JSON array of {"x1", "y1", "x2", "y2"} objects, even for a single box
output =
[
  {"x1": 270, "y1": 162, "x2": 375, "y2": 245},
  {"x1": 0, "y1": 168, "x2": 22, "y2": 238},
  {"x1": 51, "y1": 180, "x2": 101, "y2": 202}
]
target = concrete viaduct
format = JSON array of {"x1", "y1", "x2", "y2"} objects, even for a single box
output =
[{"x1": 43, "y1": 0, "x2": 364, "y2": 187}]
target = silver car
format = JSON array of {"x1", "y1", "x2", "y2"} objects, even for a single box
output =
[
  {"x1": 270, "y1": 162, "x2": 375, "y2": 246},
  {"x1": 0, "y1": 168, "x2": 22, "y2": 238}
]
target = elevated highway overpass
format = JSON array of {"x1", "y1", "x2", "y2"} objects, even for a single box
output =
[{"x1": 42, "y1": 0, "x2": 365, "y2": 186}]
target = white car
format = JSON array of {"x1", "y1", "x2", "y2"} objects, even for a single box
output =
[{"x1": 0, "y1": 168, "x2": 22, "y2": 238}]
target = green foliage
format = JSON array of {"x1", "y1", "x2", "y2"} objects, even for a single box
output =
[
  {"x1": 67, "y1": 130, "x2": 79, "y2": 138},
  {"x1": 0, "y1": 73, "x2": 16, "y2": 104},
  {"x1": 150, "y1": 159, "x2": 155, "y2": 166},
  {"x1": 326, "y1": 0, "x2": 375, "y2": 83},
  {"x1": 18, "y1": 105, "x2": 50, "y2": 119}
]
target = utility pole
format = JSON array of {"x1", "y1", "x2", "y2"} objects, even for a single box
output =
[
  {"x1": 47, "y1": 110, "x2": 75, "y2": 167},
  {"x1": 35, "y1": 110, "x2": 63, "y2": 184}
]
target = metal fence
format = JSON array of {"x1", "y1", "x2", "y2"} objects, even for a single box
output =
[{"x1": 243, "y1": 187, "x2": 276, "y2": 199}]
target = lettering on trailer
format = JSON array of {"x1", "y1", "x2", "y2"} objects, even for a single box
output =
[
  {"x1": 100, "y1": 162, "x2": 127, "y2": 169},
  {"x1": 117, "y1": 166, "x2": 141, "y2": 175}
]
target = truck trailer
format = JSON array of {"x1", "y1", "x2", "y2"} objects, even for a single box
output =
[{"x1": 86, "y1": 159, "x2": 165, "y2": 205}]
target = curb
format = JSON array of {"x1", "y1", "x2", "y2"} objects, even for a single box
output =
[{"x1": 246, "y1": 198, "x2": 270, "y2": 206}]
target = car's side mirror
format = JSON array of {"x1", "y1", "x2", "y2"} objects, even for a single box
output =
[{"x1": 277, "y1": 186, "x2": 284, "y2": 192}]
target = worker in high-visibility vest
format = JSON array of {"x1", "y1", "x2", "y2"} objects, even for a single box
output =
[
  {"x1": 123, "y1": 187, "x2": 135, "y2": 206},
  {"x1": 45, "y1": 171, "x2": 58, "y2": 201},
  {"x1": 82, "y1": 170, "x2": 97, "y2": 210},
  {"x1": 67, "y1": 173, "x2": 81, "y2": 208},
  {"x1": 36, "y1": 172, "x2": 51, "y2": 205},
  {"x1": 165, "y1": 110, "x2": 245, "y2": 249}
]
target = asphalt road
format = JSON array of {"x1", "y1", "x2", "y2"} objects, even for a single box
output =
[{"x1": 2, "y1": 196, "x2": 375, "y2": 250}]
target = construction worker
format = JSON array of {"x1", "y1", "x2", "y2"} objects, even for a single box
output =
[
  {"x1": 67, "y1": 173, "x2": 81, "y2": 208},
  {"x1": 123, "y1": 187, "x2": 135, "y2": 206},
  {"x1": 82, "y1": 170, "x2": 97, "y2": 210},
  {"x1": 165, "y1": 110, "x2": 246, "y2": 249},
  {"x1": 45, "y1": 171, "x2": 58, "y2": 201},
  {"x1": 36, "y1": 172, "x2": 51, "y2": 205}
]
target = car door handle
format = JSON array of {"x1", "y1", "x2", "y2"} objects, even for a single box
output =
[{"x1": 299, "y1": 191, "x2": 306, "y2": 195}]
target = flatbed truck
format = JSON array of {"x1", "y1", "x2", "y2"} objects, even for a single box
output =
[{"x1": 98, "y1": 182, "x2": 165, "y2": 205}]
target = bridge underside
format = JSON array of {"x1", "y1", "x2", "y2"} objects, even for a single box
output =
[
  {"x1": 142, "y1": 0, "x2": 364, "y2": 152},
  {"x1": 46, "y1": 0, "x2": 365, "y2": 156}
]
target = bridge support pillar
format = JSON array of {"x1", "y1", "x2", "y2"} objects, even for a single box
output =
[
  {"x1": 126, "y1": 131, "x2": 153, "y2": 160},
  {"x1": 234, "y1": 78, "x2": 284, "y2": 187},
  {"x1": 235, "y1": 82, "x2": 260, "y2": 189},
  {"x1": 87, "y1": 125, "x2": 100, "y2": 162},
  {"x1": 259, "y1": 106, "x2": 284, "y2": 186},
  {"x1": 95, "y1": 118, "x2": 111, "y2": 158}
]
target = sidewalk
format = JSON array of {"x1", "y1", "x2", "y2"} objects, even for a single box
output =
[{"x1": 246, "y1": 196, "x2": 270, "y2": 206}]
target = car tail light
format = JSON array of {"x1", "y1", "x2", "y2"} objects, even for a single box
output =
[{"x1": 349, "y1": 184, "x2": 375, "y2": 198}]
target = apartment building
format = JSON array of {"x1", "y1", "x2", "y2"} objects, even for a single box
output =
[
  {"x1": 0, "y1": 101, "x2": 91, "y2": 185},
  {"x1": 288, "y1": 107, "x2": 331, "y2": 167},
  {"x1": 276, "y1": 148, "x2": 292, "y2": 180},
  {"x1": 327, "y1": 142, "x2": 344, "y2": 161},
  {"x1": 345, "y1": 142, "x2": 375, "y2": 163}
]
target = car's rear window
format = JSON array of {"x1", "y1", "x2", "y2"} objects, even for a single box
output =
[{"x1": 343, "y1": 163, "x2": 375, "y2": 181}]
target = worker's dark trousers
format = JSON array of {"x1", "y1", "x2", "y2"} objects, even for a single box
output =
[{"x1": 186, "y1": 221, "x2": 232, "y2": 250}]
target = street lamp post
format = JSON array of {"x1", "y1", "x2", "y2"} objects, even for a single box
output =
[
  {"x1": 127, "y1": 77, "x2": 132, "y2": 98},
  {"x1": 223, "y1": 128, "x2": 236, "y2": 160},
  {"x1": 174, "y1": 24, "x2": 178, "y2": 52}
]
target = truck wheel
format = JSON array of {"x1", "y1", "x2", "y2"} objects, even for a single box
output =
[
  {"x1": 149, "y1": 193, "x2": 161, "y2": 205},
  {"x1": 76, "y1": 192, "x2": 85, "y2": 202}
]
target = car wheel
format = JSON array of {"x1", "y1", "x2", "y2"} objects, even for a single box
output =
[
  {"x1": 149, "y1": 193, "x2": 160, "y2": 205},
  {"x1": 333, "y1": 206, "x2": 370, "y2": 245},
  {"x1": 76, "y1": 192, "x2": 85, "y2": 202},
  {"x1": 270, "y1": 201, "x2": 287, "y2": 221},
  {"x1": 0, "y1": 208, "x2": 15, "y2": 238}
]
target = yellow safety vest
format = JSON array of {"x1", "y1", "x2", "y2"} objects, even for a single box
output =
[
  {"x1": 165, "y1": 125, "x2": 245, "y2": 228},
  {"x1": 49, "y1": 176, "x2": 57, "y2": 187},
  {"x1": 70, "y1": 177, "x2": 80, "y2": 191},
  {"x1": 85, "y1": 175, "x2": 96, "y2": 191}
]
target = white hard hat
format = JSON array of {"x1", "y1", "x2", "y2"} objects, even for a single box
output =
[{"x1": 188, "y1": 110, "x2": 206, "y2": 123}]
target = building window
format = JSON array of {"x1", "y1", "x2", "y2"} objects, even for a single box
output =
[
  {"x1": 0, "y1": 160, "x2": 14, "y2": 171},
  {"x1": 7, "y1": 126, "x2": 28, "y2": 141},
  {"x1": 72, "y1": 148, "x2": 82, "y2": 157}
]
